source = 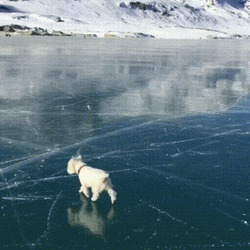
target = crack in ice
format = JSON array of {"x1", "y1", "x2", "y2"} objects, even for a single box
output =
[
  {"x1": 0, "y1": 172, "x2": 33, "y2": 248},
  {"x1": 34, "y1": 191, "x2": 63, "y2": 245},
  {"x1": 1, "y1": 118, "x2": 163, "y2": 174},
  {"x1": 0, "y1": 175, "x2": 73, "y2": 191}
]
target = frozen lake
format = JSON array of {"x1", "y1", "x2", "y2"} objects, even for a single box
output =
[{"x1": 0, "y1": 37, "x2": 249, "y2": 249}]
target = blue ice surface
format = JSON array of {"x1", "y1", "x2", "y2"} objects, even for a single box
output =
[{"x1": 0, "y1": 37, "x2": 249, "y2": 249}]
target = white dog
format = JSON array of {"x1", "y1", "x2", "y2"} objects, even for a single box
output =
[{"x1": 67, "y1": 157, "x2": 117, "y2": 204}]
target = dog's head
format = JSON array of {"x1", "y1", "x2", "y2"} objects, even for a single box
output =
[{"x1": 67, "y1": 157, "x2": 80, "y2": 174}]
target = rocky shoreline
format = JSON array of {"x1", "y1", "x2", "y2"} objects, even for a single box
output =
[
  {"x1": 1, "y1": 24, "x2": 249, "y2": 39},
  {"x1": 0, "y1": 24, "x2": 73, "y2": 36},
  {"x1": 0, "y1": 24, "x2": 157, "y2": 38}
]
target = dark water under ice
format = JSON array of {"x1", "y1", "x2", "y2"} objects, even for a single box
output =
[{"x1": 0, "y1": 37, "x2": 249, "y2": 249}]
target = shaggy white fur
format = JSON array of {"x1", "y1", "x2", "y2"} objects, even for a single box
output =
[{"x1": 67, "y1": 157, "x2": 117, "y2": 204}]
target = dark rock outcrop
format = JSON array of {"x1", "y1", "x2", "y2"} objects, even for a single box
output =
[
  {"x1": 120, "y1": 2, "x2": 160, "y2": 12},
  {"x1": 0, "y1": 4, "x2": 20, "y2": 13},
  {"x1": 0, "y1": 24, "x2": 31, "y2": 32}
]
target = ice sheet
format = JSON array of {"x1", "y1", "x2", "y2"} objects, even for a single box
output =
[{"x1": 0, "y1": 38, "x2": 249, "y2": 249}]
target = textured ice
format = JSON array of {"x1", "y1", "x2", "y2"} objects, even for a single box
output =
[{"x1": 0, "y1": 38, "x2": 249, "y2": 249}]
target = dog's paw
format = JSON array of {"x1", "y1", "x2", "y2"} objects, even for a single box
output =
[
  {"x1": 91, "y1": 193, "x2": 99, "y2": 202},
  {"x1": 91, "y1": 197, "x2": 97, "y2": 202}
]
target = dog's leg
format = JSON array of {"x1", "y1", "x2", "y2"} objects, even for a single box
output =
[
  {"x1": 91, "y1": 189, "x2": 100, "y2": 202},
  {"x1": 79, "y1": 185, "x2": 90, "y2": 198}
]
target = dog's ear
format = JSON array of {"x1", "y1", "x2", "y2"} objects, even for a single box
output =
[{"x1": 76, "y1": 154, "x2": 82, "y2": 160}]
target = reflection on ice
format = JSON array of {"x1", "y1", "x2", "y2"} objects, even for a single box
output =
[
  {"x1": 0, "y1": 40, "x2": 249, "y2": 114},
  {"x1": 67, "y1": 195, "x2": 115, "y2": 239},
  {"x1": 100, "y1": 75, "x2": 248, "y2": 116},
  {"x1": 0, "y1": 39, "x2": 249, "y2": 155}
]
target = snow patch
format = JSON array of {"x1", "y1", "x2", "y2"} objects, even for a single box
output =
[{"x1": 0, "y1": 0, "x2": 249, "y2": 38}]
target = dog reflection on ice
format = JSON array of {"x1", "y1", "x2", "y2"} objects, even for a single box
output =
[{"x1": 67, "y1": 195, "x2": 115, "y2": 239}]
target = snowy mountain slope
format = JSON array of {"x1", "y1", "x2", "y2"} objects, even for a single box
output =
[{"x1": 0, "y1": 0, "x2": 249, "y2": 38}]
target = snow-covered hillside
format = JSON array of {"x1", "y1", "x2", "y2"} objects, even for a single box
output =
[{"x1": 0, "y1": 0, "x2": 249, "y2": 38}]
